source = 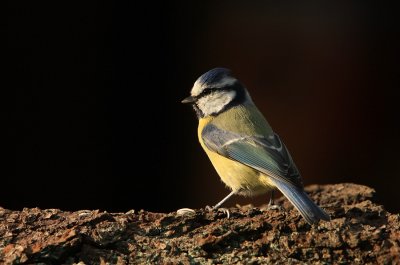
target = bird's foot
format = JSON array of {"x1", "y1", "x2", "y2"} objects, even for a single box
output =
[
  {"x1": 267, "y1": 204, "x2": 282, "y2": 211},
  {"x1": 205, "y1": 205, "x2": 230, "y2": 219}
]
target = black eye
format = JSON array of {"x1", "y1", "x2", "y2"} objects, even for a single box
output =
[
  {"x1": 204, "y1": 88, "x2": 216, "y2": 93},
  {"x1": 198, "y1": 88, "x2": 216, "y2": 97},
  {"x1": 199, "y1": 87, "x2": 230, "y2": 97}
]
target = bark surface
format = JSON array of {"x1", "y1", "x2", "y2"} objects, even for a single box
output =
[{"x1": 1, "y1": 183, "x2": 399, "y2": 264}]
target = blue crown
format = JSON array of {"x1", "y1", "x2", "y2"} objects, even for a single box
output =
[{"x1": 196, "y1": 68, "x2": 231, "y2": 87}]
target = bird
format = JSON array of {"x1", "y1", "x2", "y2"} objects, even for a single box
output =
[{"x1": 181, "y1": 68, "x2": 330, "y2": 224}]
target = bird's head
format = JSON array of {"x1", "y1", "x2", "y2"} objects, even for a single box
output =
[{"x1": 182, "y1": 68, "x2": 250, "y2": 118}]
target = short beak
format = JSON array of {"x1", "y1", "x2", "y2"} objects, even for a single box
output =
[{"x1": 181, "y1": 96, "x2": 196, "y2": 104}]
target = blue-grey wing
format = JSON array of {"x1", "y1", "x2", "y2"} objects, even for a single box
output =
[{"x1": 201, "y1": 124, "x2": 303, "y2": 188}]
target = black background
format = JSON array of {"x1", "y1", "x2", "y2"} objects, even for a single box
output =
[{"x1": 4, "y1": 1, "x2": 400, "y2": 213}]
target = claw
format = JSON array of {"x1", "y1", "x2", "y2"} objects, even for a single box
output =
[
  {"x1": 218, "y1": 208, "x2": 230, "y2": 219},
  {"x1": 205, "y1": 205, "x2": 230, "y2": 218},
  {"x1": 267, "y1": 204, "x2": 283, "y2": 211}
]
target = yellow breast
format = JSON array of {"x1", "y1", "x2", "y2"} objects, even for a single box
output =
[{"x1": 197, "y1": 113, "x2": 275, "y2": 196}]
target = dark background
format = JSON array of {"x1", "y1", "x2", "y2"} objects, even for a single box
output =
[{"x1": 4, "y1": 1, "x2": 399, "y2": 213}]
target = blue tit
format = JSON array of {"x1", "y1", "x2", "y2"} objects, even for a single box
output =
[{"x1": 182, "y1": 68, "x2": 330, "y2": 224}]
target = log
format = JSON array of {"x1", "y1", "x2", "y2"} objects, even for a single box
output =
[{"x1": 1, "y1": 183, "x2": 399, "y2": 264}]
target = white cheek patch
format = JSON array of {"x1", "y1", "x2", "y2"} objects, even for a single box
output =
[{"x1": 197, "y1": 90, "x2": 237, "y2": 116}]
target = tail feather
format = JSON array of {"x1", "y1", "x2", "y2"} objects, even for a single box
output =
[{"x1": 271, "y1": 179, "x2": 330, "y2": 224}]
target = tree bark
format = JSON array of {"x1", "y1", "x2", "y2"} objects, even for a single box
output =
[{"x1": 1, "y1": 183, "x2": 399, "y2": 264}]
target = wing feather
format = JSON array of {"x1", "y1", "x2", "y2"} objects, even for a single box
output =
[{"x1": 202, "y1": 124, "x2": 303, "y2": 188}]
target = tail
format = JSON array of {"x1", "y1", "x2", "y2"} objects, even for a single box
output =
[{"x1": 271, "y1": 179, "x2": 330, "y2": 224}]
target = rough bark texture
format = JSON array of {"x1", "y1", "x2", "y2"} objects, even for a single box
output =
[{"x1": 0, "y1": 183, "x2": 399, "y2": 264}]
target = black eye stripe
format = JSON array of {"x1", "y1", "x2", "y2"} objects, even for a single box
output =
[{"x1": 199, "y1": 87, "x2": 230, "y2": 97}]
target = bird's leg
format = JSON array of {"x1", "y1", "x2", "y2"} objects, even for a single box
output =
[
  {"x1": 206, "y1": 190, "x2": 236, "y2": 218},
  {"x1": 268, "y1": 190, "x2": 275, "y2": 206},
  {"x1": 214, "y1": 190, "x2": 236, "y2": 209},
  {"x1": 267, "y1": 189, "x2": 281, "y2": 210}
]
